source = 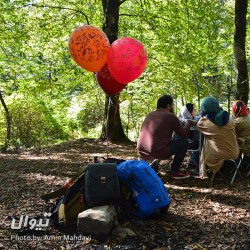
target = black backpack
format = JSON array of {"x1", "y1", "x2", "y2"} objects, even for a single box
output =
[{"x1": 41, "y1": 165, "x2": 87, "y2": 229}]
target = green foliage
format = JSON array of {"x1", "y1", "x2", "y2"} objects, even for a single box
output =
[
  {"x1": 0, "y1": 0, "x2": 248, "y2": 145},
  {"x1": 75, "y1": 94, "x2": 104, "y2": 135},
  {"x1": 7, "y1": 96, "x2": 67, "y2": 148}
]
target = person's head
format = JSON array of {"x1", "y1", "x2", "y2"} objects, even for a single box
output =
[
  {"x1": 201, "y1": 96, "x2": 220, "y2": 114},
  {"x1": 157, "y1": 95, "x2": 174, "y2": 113},
  {"x1": 232, "y1": 100, "x2": 249, "y2": 118},
  {"x1": 201, "y1": 96, "x2": 229, "y2": 126},
  {"x1": 185, "y1": 103, "x2": 196, "y2": 117}
]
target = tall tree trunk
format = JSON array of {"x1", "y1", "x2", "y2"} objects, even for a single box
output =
[
  {"x1": 234, "y1": 0, "x2": 249, "y2": 104},
  {"x1": 0, "y1": 91, "x2": 11, "y2": 151},
  {"x1": 100, "y1": 0, "x2": 130, "y2": 143}
]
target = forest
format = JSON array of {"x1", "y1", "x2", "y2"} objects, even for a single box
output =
[
  {"x1": 0, "y1": 0, "x2": 248, "y2": 149},
  {"x1": 1, "y1": 1, "x2": 250, "y2": 249}
]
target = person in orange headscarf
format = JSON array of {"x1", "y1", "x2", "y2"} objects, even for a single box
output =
[{"x1": 232, "y1": 100, "x2": 250, "y2": 163}]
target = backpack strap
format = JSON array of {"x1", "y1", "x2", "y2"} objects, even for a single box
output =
[{"x1": 40, "y1": 165, "x2": 88, "y2": 201}]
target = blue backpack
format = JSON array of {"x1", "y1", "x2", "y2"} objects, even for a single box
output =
[{"x1": 116, "y1": 160, "x2": 171, "y2": 218}]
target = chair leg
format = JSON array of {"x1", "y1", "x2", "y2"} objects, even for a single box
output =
[
  {"x1": 211, "y1": 172, "x2": 216, "y2": 183},
  {"x1": 230, "y1": 159, "x2": 242, "y2": 184},
  {"x1": 149, "y1": 159, "x2": 160, "y2": 172},
  {"x1": 247, "y1": 162, "x2": 250, "y2": 176}
]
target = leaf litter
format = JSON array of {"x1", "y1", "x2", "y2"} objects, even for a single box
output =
[{"x1": 0, "y1": 138, "x2": 249, "y2": 249}]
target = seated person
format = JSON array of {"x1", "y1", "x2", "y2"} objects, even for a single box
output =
[
  {"x1": 232, "y1": 100, "x2": 250, "y2": 165},
  {"x1": 173, "y1": 103, "x2": 200, "y2": 172},
  {"x1": 197, "y1": 96, "x2": 239, "y2": 177},
  {"x1": 177, "y1": 103, "x2": 200, "y2": 149},
  {"x1": 137, "y1": 94, "x2": 196, "y2": 179}
]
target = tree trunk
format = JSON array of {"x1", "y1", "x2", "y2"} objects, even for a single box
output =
[
  {"x1": 100, "y1": 0, "x2": 130, "y2": 143},
  {"x1": 234, "y1": 0, "x2": 249, "y2": 104},
  {"x1": 0, "y1": 91, "x2": 11, "y2": 151}
]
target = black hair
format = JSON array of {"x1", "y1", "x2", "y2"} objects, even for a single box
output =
[
  {"x1": 235, "y1": 101, "x2": 243, "y2": 117},
  {"x1": 186, "y1": 103, "x2": 194, "y2": 114},
  {"x1": 157, "y1": 95, "x2": 173, "y2": 109}
]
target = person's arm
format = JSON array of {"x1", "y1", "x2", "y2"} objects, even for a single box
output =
[
  {"x1": 234, "y1": 119, "x2": 241, "y2": 138},
  {"x1": 179, "y1": 117, "x2": 187, "y2": 127},
  {"x1": 172, "y1": 115, "x2": 195, "y2": 138}
]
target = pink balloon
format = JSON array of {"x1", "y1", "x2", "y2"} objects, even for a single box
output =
[
  {"x1": 96, "y1": 64, "x2": 127, "y2": 95},
  {"x1": 107, "y1": 37, "x2": 147, "y2": 84}
]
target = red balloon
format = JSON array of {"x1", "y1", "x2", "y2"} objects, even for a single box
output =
[
  {"x1": 96, "y1": 64, "x2": 127, "y2": 95},
  {"x1": 68, "y1": 25, "x2": 110, "y2": 72},
  {"x1": 107, "y1": 37, "x2": 147, "y2": 84}
]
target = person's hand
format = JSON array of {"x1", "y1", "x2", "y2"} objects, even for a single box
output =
[{"x1": 187, "y1": 119, "x2": 197, "y2": 126}]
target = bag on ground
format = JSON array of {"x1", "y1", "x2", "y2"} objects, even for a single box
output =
[
  {"x1": 85, "y1": 163, "x2": 121, "y2": 208},
  {"x1": 41, "y1": 165, "x2": 87, "y2": 229},
  {"x1": 116, "y1": 160, "x2": 171, "y2": 218},
  {"x1": 93, "y1": 156, "x2": 126, "y2": 165}
]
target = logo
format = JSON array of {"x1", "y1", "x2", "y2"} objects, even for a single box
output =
[{"x1": 11, "y1": 212, "x2": 51, "y2": 230}]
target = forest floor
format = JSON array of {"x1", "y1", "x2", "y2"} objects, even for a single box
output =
[{"x1": 0, "y1": 138, "x2": 250, "y2": 250}]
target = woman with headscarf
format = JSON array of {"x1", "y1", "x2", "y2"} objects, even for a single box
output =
[
  {"x1": 197, "y1": 96, "x2": 239, "y2": 177},
  {"x1": 232, "y1": 100, "x2": 250, "y2": 162},
  {"x1": 176, "y1": 103, "x2": 200, "y2": 171},
  {"x1": 177, "y1": 103, "x2": 199, "y2": 148}
]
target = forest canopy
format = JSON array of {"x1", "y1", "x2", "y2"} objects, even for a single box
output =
[{"x1": 0, "y1": 0, "x2": 249, "y2": 149}]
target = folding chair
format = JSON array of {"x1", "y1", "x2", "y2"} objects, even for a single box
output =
[
  {"x1": 210, "y1": 158, "x2": 242, "y2": 184},
  {"x1": 138, "y1": 153, "x2": 173, "y2": 173},
  {"x1": 211, "y1": 136, "x2": 250, "y2": 184},
  {"x1": 229, "y1": 157, "x2": 243, "y2": 184},
  {"x1": 247, "y1": 167, "x2": 250, "y2": 177},
  {"x1": 186, "y1": 127, "x2": 203, "y2": 175},
  {"x1": 236, "y1": 137, "x2": 250, "y2": 178}
]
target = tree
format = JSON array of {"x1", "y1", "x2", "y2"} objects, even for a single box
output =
[
  {"x1": 234, "y1": 0, "x2": 249, "y2": 104},
  {"x1": 100, "y1": 0, "x2": 130, "y2": 143},
  {"x1": 0, "y1": 0, "x2": 248, "y2": 147},
  {"x1": 0, "y1": 91, "x2": 11, "y2": 151}
]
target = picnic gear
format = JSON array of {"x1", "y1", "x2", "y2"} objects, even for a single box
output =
[
  {"x1": 41, "y1": 158, "x2": 124, "y2": 228},
  {"x1": 85, "y1": 163, "x2": 121, "y2": 208},
  {"x1": 94, "y1": 156, "x2": 126, "y2": 165},
  {"x1": 116, "y1": 160, "x2": 170, "y2": 218},
  {"x1": 40, "y1": 157, "x2": 124, "y2": 201},
  {"x1": 50, "y1": 166, "x2": 87, "y2": 228},
  {"x1": 40, "y1": 165, "x2": 87, "y2": 201}
]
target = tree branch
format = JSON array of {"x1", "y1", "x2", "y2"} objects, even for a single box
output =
[
  {"x1": 119, "y1": 0, "x2": 127, "y2": 5},
  {"x1": 22, "y1": 4, "x2": 89, "y2": 25}
]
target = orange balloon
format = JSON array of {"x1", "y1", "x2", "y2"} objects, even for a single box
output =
[{"x1": 68, "y1": 25, "x2": 110, "y2": 72}]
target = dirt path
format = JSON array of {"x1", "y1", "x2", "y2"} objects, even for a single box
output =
[{"x1": 0, "y1": 139, "x2": 249, "y2": 249}]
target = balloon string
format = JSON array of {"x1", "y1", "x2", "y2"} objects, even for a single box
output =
[
  {"x1": 93, "y1": 73, "x2": 104, "y2": 117},
  {"x1": 105, "y1": 95, "x2": 120, "y2": 160},
  {"x1": 105, "y1": 96, "x2": 112, "y2": 159}
]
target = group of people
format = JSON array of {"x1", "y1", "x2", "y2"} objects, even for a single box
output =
[{"x1": 137, "y1": 94, "x2": 250, "y2": 179}]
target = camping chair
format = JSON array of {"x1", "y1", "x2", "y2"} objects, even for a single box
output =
[
  {"x1": 138, "y1": 153, "x2": 173, "y2": 173},
  {"x1": 186, "y1": 128, "x2": 203, "y2": 175},
  {"x1": 236, "y1": 137, "x2": 250, "y2": 178},
  {"x1": 247, "y1": 167, "x2": 250, "y2": 177},
  {"x1": 186, "y1": 148, "x2": 200, "y2": 174},
  {"x1": 211, "y1": 137, "x2": 250, "y2": 184},
  {"x1": 210, "y1": 158, "x2": 242, "y2": 184}
]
